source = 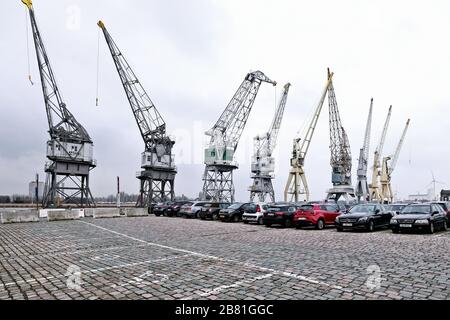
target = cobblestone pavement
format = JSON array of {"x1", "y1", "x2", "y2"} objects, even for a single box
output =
[{"x1": 0, "y1": 216, "x2": 449, "y2": 300}]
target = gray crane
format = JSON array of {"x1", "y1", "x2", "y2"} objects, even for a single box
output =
[
  {"x1": 23, "y1": 0, "x2": 96, "y2": 208},
  {"x1": 203, "y1": 71, "x2": 277, "y2": 203},
  {"x1": 249, "y1": 83, "x2": 291, "y2": 202},
  {"x1": 355, "y1": 99, "x2": 374, "y2": 203},
  {"x1": 325, "y1": 69, "x2": 355, "y2": 203},
  {"x1": 98, "y1": 21, "x2": 177, "y2": 207}
]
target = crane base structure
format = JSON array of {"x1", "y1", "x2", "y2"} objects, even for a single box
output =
[
  {"x1": 43, "y1": 160, "x2": 95, "y2": 208},
  {"x1": 249, "y1": 175, "x2": 275, "y2": 203},
  {"x1": 285, "y1": 165, "x2": 309, "y2": 202},
  {"x1": 137, "y1": 168, "x2": 176, "y2": 206},
  {"x1": 202, "y1": 164, "x2": 238, "y2": 203},
  {"x1": 326, "y1": 185, "x2": 356, "y2": 204}
]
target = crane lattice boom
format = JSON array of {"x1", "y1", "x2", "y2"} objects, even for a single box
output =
[{"x1": 327, "y1": 69, "x2": 352, "y2": 186}]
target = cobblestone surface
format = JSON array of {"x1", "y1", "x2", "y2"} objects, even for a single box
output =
[{"x1": 0, "y1": 216, "x2": 449, "y2": 300}]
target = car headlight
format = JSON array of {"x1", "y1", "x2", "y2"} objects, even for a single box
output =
[
  {"x1": 415, "y1": 219, "x2": 429, "y2": 225},
  {"x1": 359, "y1": 217, "x2": 368, "y2": 222},
  {"x1": 390, "y1": 218, "x2": 398, "y2": 223}
]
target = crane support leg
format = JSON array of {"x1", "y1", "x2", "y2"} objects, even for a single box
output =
[
  {"x1": 202, "y1": 165, "x2": 236, "y2": 203},
  {"x1": 284, "y1": 167, "x2": 309, "y2": 203},
  {"x1": 138, "y1": 170, "x2": 175, "y2": 207},
  {"x1": 249, "y1": 176, "x2": 275, "y2": 203}
]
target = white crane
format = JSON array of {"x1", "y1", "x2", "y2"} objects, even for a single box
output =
[
  {"x1": 380, "y1": 119, "x2": 411, "y2": 203},
  {"x1": 355, "y1": 99, "x2": 373, "y2": 203},
  {"x1": 249, "y1": 83, "x2": 291, "y2": 202}
]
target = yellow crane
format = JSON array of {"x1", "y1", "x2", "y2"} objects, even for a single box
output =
[
  {"x1": 369, "y1": 106, "x2": 392, "y2": 202},
  {"x1": 284, "y1": 72, "x2": 334, "y2": 202}
]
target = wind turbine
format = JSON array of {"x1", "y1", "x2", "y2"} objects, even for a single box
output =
[{"x1": 427, "y1": 171, "x2": 445, "y2": 201}]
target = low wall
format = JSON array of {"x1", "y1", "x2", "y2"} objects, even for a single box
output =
[
  {"x1": 0, "y1": 209, "x2": 40, "y2": 224},
  {"x1": 93, "y1": 208, "x2": 121, "y2": 219},
  {"x1": 123, "y1": 208, "x2": 148, "y2": 217},
  {"x1": 47, "y1": 210, "x2": 81, "y2": 222}
]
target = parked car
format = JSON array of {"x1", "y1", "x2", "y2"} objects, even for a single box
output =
[
  {"x1": 199, "y1": 202, "x2": 230, "y2": 220},
  {"x1": 390, "y1": 203, "x2": 448, "y2": 234},
  {"x1": 293, "y1": 203, "x2": 342, "y2": 230},
  {"x1": 165, "y1": 201, "x2": 193, "y2": 217},
  {"x1": 148, "y1": 202, "x2": 158, "y2": 215},
  {"x1": 431, "y1": 201, "x2": 450, "y2": 227},
  {"x1": 179, "y1": 201, "x2": 209, "y2": 219},
  {"x1": 335, "y1": 204, "x2": 393, "y2": 232},
  {"x1": 152, "y1": 201, "x2": 174, "y2": 217},
  {"x1": 263, "y1": 204, "x2": 299, "y2": 228},
  {"x1": 385, "y1": 203, "x2": 409, "y2": 215},
  {"x1": 219, "y1": 203, "x2": 252, "y2": 222},
  {"x1": 242, "y1": 203, "x2": 269, "y2": 225}
]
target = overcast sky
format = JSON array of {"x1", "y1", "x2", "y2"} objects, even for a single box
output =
[{"x1": 1, "y1": 0, "x2": 450, "y2": 201}]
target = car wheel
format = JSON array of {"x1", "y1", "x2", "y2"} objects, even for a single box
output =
[
  {"x1": 243, "y1": 221, "x2": 249, "y2": 224},
  {"x1": 442, "y1": 220, "x2": 448, "y2": 231},
  {"x1": 257, "y1": 217, "x2": 263, "y2": 225},
  {"x1": 336, "y1": 227, "x2": 343, "y2": 232},
  {"x1": 428, "y1": 222, "x2": 435, "y2": 234},
  {"x1": 392, "y1": 228, "x2": 399, "y2": 234},
  {"x1": 212, "y1": 213, "x2": 219, "y2": 221},
  {"x1": 316, "y1": 219, "x2": 325, "y2": 230},
  {"x1": 155, "y1": 212, "x2": 161, "y2": 217},
  {"x1": 367, "y1": 220, "x2": 375, "y2": 232},
  {"x1": 233, "y1": 215, "x2": 240, "y2": 223},
  {"x1": 265, "y1": 223, "x2": 272, "y2": 228}
]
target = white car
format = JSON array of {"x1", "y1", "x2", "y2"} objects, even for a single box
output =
[
  {"x1": 242, "y1": 203, "x2": 269, "y2": 225},
  {"x1": 180, "y1": 201, "x2": 209, "y2": 219}
]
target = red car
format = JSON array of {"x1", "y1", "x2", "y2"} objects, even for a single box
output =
[{"x1": 293, "y1": 203, "x2": 343, "y2": 230}]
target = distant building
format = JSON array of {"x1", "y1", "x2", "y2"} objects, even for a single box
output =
[
  {"x1": 29, "y1": 181, "x2": 44, "y2": 202},
  {"x1": 408, "y1": 189, "x2": 433, "y2": 202}
]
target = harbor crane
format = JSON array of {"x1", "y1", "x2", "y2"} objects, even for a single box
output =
[
  {"x1": 369, "y1": 106, "x2": 392, "y2": 202},
  {"x1": 284, "y1": 73, "x2": 334, "y2": 202},
  {"x1": 355, "y1": 99, "x2": 374, "y2": 203},
  {"x1": 249, "y1": 83, "x2": 291, "y2": 202},
  {"x1": 325, "y1": 69, "x2": 355, "y2": 203},
  {"x1": 203, "y1": 71, "x2": 277, "y2": 203},
  {"x1": 380, "y1": 119, "x2": 411, "y2": 203},
  {"x1": 23, "y1": 0, "x2": 96, "y2": 208},
  {"x1": 98, "y1": 21, "x2": 177, "y2": 207}
]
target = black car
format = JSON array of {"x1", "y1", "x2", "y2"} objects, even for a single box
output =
[
  {"x1": 153, "y1": 201, "x2": 174, "y2": 216},
  {"x1": 390, "y1": 203, "x2": 448, "y2": 234},
  {"x1": 335, "y1": 204, "x2": 393, "y2": 232},
  {"x1": 263, "y1": 204, "x2": 299, "y2": 228},
  {"x1": 219, "y1": 203, "x2": 252, "y2": 222},
  {"x1": 431, "y1": 202, "x2": 450, "y2": 227},
  {"x1": 199, "y1": 203, "x2": 230, "y2": 220}
]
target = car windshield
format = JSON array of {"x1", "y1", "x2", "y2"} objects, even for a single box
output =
[
  {"x1": 401, "y1": 205, "x2": 430, "y2": 214},
  {"x1": 299, "y1": 205, "x2": 313, "y2": 211},
  {"x1": 386, "y1": 205, "x2": 405, "y2": 211},
  {"x1": 246, "y1": 204, "x2": 258, "y2": 213},
  {"x1": 349, "y1": 205, "x2": 376, "y2": 213},
  {"x1": 228, "y1": 203, "x2": 243, "y2": 209},
  {"x1": 203, "y1": 204, "x2": 212, "y2": 208}
]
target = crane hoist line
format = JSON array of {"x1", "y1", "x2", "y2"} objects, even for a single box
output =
[
  {"x1": 22, "y1": 0, "x2": 96, "y2": 208},
  {"x1": 249, "y1": 83, "x2": 291, "y2": 203},
  {"x1": 202, "y1": 71, "x2": 277, "y2": 203},
  {"x1": 98, "y1": 21, "x2": 177, "y2": 207}
]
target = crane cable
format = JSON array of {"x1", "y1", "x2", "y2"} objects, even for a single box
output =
[
  {"x1": 96, "y1": 27, "x2": 101, "y2": 107},
  {"x1": 25, "y1": 9, "x2": 34, "y2": 86}
]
